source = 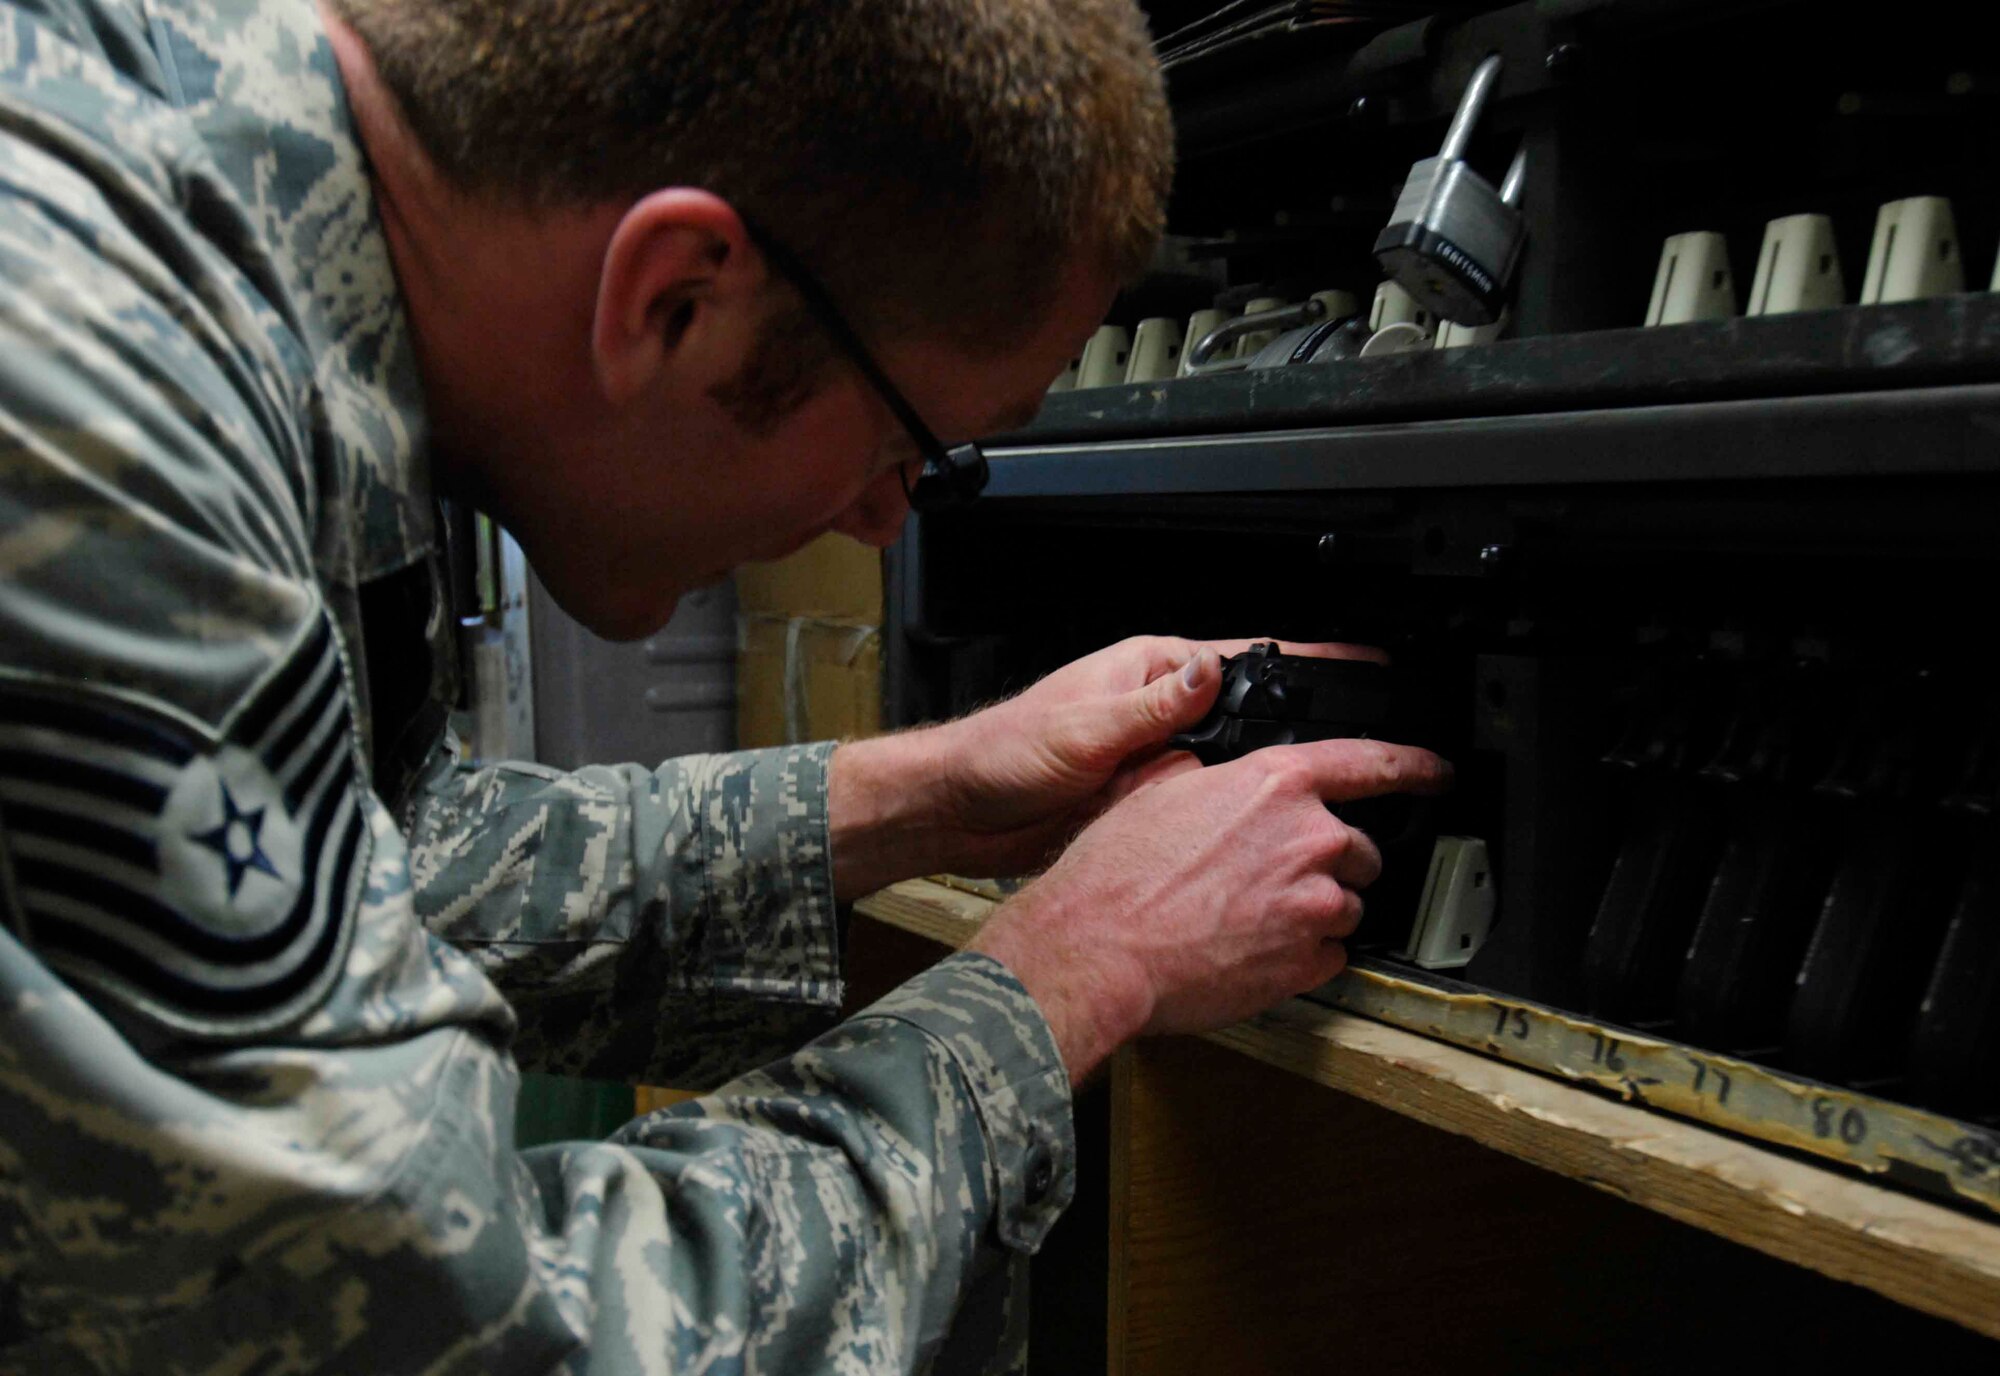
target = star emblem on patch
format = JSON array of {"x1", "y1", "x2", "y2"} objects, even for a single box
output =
[
  {"x1": 158, "y1": 744, "x2": 305, "y2": 935},
  {"x1": 188, "y1": 780, "x2": 283, "y2": 897},
  {"x1": 1, "y1": 616, "x2": 359, "y2": 1031}
]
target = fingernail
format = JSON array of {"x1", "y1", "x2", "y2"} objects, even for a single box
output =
[{"x1": 1181, "y1": 647, "x2": 1211, "y2": 689}]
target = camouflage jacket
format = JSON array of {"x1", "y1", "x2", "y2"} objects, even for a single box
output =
[{"x1": 0, "y1": 1, "x2": 1075, "y2": 1372}]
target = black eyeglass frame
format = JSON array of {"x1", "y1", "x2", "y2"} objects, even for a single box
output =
[{"x1": 740, "y1": 219, "x2": 989, "y2": 513}]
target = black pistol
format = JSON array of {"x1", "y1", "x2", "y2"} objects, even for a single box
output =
[
  {"x1": 1168, "y1": 642, "x2": 1393, "y2": 764},
  {"x1": 1169, "y1": 642, "x2": 1437, "y2": 948}
]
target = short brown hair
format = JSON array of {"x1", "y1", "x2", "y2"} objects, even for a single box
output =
[{"x1": 333, "y1": 0, "x2": 1171, "y2": 361}]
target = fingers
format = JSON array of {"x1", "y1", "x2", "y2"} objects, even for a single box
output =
[
  {"x1": 1326, "y1": 817, "x2": 1383, "y2": 891},
  {"x1": 1318, "y1": 880, "x2": 1364, "y2": 939},
  {"x1": 1120, "y1": 634, "x2": 1390, "y2": 687},
  {"x1": 1263, "y1": 882, "x2": 1357, "y2": 1008},
  {"x1": 1088, "y1": 645, "x2": 1223, "y2": 754},
  {"x1": 1295, "y1": 909, "x2": 1354, "y2": 993},
  {"x1": 1286, "y1": 737, "x2": 1453, "y2": 804},
  {"x1": 1308, "y1": 939, "x2": 1350, "y2": 986},
  {"x1": 1195, "y1": 636, "x2": 1390, "y2": 667}
]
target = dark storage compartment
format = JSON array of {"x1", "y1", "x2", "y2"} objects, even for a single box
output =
[{"x1": 892, "y1": 0, "x2": 2000, "y2": 1211}]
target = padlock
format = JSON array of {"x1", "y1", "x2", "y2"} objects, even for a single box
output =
[
  {"x1": 1309, "y1": 289, "x2": 1360, "y2": 322},
  {"x1": 1372, "y1": 54, "x2": 1527, "y2": 327},
  {"x1": 1178, "y1": 309, "x2": 1231, "y2": 377},
  {"x1": 1234, "y1": 296, "x2": 1290, "y2": 358},
  {"x1": 1183, "y1": 298, "x2": 1325, "y2": 375}
]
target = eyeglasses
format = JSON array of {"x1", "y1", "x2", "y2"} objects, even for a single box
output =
[{"x1": 741, "y1": 219, "x2": 989, "y2": 513}]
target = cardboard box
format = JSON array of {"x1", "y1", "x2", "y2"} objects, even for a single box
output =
[
  {"x1": 737, "y1": 613, "x2": 882, "y2": 748},
  {"x1": 733, "y1": 534, "x2": 883, "y2": 622}
]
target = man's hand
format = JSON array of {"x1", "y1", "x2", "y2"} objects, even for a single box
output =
[
  {"x1": 828, "y1": 635, "x2": 1384, "y2": 899},
  {"x1": 966, "y1": 737, "x2": 1451, "y2": 1084}
]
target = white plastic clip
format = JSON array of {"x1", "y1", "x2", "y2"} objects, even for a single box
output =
[
  {"x1": 1047, "y1": 355, "x2": 1081, "y2": 393},
  {"x1": 1124, "y1": 317, "x2": 1185, "y2": 383},
  {"x1": 1075, "y1": 324, "x2": 1131, "y2": 389},
  {"x1": 1435, "y1": 311, "x2": 1507, "y2": 349},
  {"x1": 1645, "y1": 231, "x2": 1735, "y2": 326},
  {"x1": 1358, "y1": 323, "x2": 1433, "y2": 357},
  {"x1": 1370, "y1": 280, "x2": 1436, "y2": 333},
  {"x1": 1861, "y1": 196, "x2": 1964, "y2": 305},
  {"x1": 1400, "y1": 836, "x2": 1497, "y2": 970},
  {"x1": 1309, "y1": 289, "x2": 1360, "y2": 322},
  {"x1": 1179, "y1": 309, "x2": 1230, "y2": 377},
  {"x1": 1746, "y1": 214, "x2": 1844, "y2": 316}
]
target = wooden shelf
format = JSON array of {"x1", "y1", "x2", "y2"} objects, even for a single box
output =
[{"x1": 854, "y1": 878, "x2": 2000, "y2": 1338}]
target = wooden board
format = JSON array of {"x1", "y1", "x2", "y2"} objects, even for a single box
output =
[
  {"x1": 850, "y1": 878, "x2": 994, "y2": 948},
  {"x1": 1111, "y1": 1035, "x2": 2000, "y2": 1375},
  {"x1": 1326, "y1": 958, "x2": 2000, "y2": 1217},
  {"x1": 1210, "y1": 1001, "x2": 2000, "y2": 1339},
  {"x1": 855, "y1": 878, "x2": 2000, "y2": 1336}
]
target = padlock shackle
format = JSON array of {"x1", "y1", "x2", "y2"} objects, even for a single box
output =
[
  {"x1": 1438, "y1": 53, "x2": 1504, "y2": 166},
  {"x1": 1499, "y1": 144, "x2": 1528, "y2": 207},
  {"x1": 1183, "y1": 297, "x2": 1328, "y2": 374}
]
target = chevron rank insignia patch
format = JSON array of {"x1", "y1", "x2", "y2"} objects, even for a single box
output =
[{"x1": 0, "y1": 617, "x2": 367, "y2": 1034}]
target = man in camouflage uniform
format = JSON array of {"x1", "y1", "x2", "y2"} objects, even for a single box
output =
[{"x1": 0, "y1": 0, "x2": 1447, "y2": 1371}]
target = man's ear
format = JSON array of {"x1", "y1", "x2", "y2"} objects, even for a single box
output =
[{"x1": 591, "y1": 189, "x2": 760, "y2": 405}]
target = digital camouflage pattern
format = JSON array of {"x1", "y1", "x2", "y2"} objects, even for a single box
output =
[{"x1": 0, "y1": 0, "x2": 1074, "y2": 1371}]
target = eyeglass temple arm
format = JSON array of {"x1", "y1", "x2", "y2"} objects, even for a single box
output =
[{"x1": 739, "y1": 217, "x2": 952, "y2": 465}]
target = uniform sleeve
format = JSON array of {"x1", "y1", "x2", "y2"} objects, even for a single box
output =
[
  {"x1": 535, "y1": 953, "x2": 1077, "y2": 1376},
  {"x1": 404, "y1": 738, "x2": 846, "y2": 1087},
  {"x1": 0, "y1": 13, "x2": 1075, "y2": 1376},
  {"x1": 0, "y1": 58, "x2": 345, "y2": 1042}
]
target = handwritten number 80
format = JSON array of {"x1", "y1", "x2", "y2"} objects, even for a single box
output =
[{"x1": 1811, "y1": 1097, "x2": 1868, "y2": 1146}]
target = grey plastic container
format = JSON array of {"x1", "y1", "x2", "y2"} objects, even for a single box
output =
[{"x1": 528, "y1": 576, "x2": 737, "y2": 769}]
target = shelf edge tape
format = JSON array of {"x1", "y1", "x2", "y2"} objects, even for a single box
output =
[{"x1": 1320, "y1": 964, "x2": 2000, "y2": 1218}]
